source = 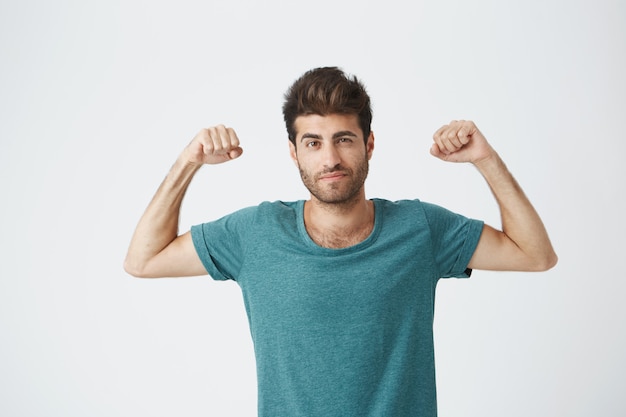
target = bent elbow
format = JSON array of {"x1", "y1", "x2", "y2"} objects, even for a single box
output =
[
  {"x1": 532, "y1": 251, "x2": 558, "y2": 272},
  {"x1": 123, "y1": 258, "x2": 150, "y2": 278},
  {"x1": 544, "y1": 251, "x2": 559, "y2": 271}
]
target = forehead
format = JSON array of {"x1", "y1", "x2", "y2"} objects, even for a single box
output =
[{"x1": 294, "y1": 113, "x2": 363, "y2": 138}]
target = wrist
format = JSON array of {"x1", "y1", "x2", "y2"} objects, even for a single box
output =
[
  {"x1": 473, "y1": 149, "x2": 502, "y2": 173},
  {"x1": 163, "y1": 156, "x2": 202, "y2": 190},
  {"x1": 174, "y1": 151, "x2": 204, "y2": 172}
]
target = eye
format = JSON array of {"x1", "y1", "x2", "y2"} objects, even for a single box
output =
[
  {"x1": 337, "y1": 137, "x2": 353, "y2": 144},
  {"x1": 306, "y1": 140, "x2": 320, "y2": 148}
]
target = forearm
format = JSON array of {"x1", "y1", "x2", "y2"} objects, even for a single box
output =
[
  {"x1": 474, "y1": 153, "x2": 557, "y2": 270},
  {"x1": 124, "y1": 157, "x2": 201, "y2": 276}
]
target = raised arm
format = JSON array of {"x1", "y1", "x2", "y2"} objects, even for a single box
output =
[
  {"x1": 431, "y1": 120, "x2": 557, "y2": 272},
  {"x1": 124, "y1": 125, "x2": 243, "y2": 278}
]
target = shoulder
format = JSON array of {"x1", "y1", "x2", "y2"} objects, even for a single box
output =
[
  {"x1": 377, "y1": 198, "x2": 465, "y2": 219},
  {"x1": 255, "y1": 200, "x2": 302, "y2": 221},
  {"x1": 209, "y1": 200, "x2": 302, "y2": 221},
  {"x1": 191, "y1": 200, "x2": 304, "y2": 245},
  {"x1": 222, "y1": 200, "x2": 303, "y2": 230},
  {"x1": 374, "y1": 198, "x2": 479, "y2": 229},
  {"x1": 374, "y1": 198, "x2": 429, "y2": 219},
  {"x1": 257, "y1": 200, "x2": 301, "y2": 212}
]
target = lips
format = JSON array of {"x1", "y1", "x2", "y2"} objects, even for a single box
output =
[{"x1": 318, "y1": 171, "x2": 347, "y2": 180}]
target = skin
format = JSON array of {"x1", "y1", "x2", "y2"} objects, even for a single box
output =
[
  {"x1": 289, "y1": 114, "x2": 375, "y2": 248},
  {"x1": 124, "y1": 125, "x2": 242, "y2": 278},
  {"x1": 124, "y1": 116, "x2": 557, "y2": 278},
  {"x1": 431, "y1": 120, "x2": 557, "y2": 271}
]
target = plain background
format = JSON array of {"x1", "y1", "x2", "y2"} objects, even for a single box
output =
[{"x1": 1, "y1": 0, "x2": 624, "y2": 416}]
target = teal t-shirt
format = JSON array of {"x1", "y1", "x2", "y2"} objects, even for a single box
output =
[{"x1": 191, "y1": 199, "x2": 484, "y2": 417}]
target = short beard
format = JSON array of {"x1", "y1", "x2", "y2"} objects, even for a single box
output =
[{"x1": 298, "y1": 158, "x2": 369, "y2": 206}]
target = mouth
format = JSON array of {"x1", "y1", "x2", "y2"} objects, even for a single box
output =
[{"x1": 319, "y1": 171, "x2": 347, "y2": 181}]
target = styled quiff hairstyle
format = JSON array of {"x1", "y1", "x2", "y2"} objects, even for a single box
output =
[{"x1": 282, "y1": 67, "x2": 372, "y2": 145}]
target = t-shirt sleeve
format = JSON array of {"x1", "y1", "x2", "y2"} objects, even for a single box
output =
[
  {"x1": 421, "y1": 202, "x2": 484, "y2": 279},
  {"x1": 190, "y1": 206, "x2": 256, "y2": 281}
]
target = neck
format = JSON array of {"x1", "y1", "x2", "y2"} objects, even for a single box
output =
[{"x1": 304, "y1": 193, "x2": 375, "y2": 248}]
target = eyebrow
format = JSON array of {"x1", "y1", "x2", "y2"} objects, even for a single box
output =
[{"x1": 299, "y1": 131, "x2": 358, "y2": 142}]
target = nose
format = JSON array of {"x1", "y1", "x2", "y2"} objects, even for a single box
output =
[{"x1": 322, "y1": 142, "x2": 341, "y2": 168}]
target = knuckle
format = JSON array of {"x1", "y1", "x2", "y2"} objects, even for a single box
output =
[
  {"x1": 196, "y1": 129, "x2": 210, "y2": 142},
  {"x1": 203, "y1": 143, "x2": 214, "y2": 154},
  {"x1": 216, "y1": 124, "x2": 228, "y2": 135}
]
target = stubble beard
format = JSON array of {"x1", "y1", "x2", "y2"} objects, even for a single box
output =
[{"x1": 298, "y1": 158, "x2": 369, "y2": 207}]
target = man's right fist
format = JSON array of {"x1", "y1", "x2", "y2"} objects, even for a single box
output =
[{"x1": 184, "y1": 125, "x2": 243, "y2": 165}]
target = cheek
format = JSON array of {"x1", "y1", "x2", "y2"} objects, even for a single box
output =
[
  {"x1": 297, "y1": 159, "x2": 313, "y2": 175},
  {"x1": 293, "y1": 153, "x2": 314, "y2": 170}
]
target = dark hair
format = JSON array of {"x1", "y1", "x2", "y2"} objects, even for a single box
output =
[{"x1": 282, "y1": 67, "x2": 372, "y2": 144}]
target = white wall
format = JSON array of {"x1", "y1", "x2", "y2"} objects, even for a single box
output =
[{"x1": 1, "y1": 0, "x2": 624, "y2": 415}]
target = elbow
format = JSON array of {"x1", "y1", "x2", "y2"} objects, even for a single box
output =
[
  {"x1": 544, "y1": 251, "x2": 559, "y2": 271},
  {"x1": 531, "y1": 250, "x2": 558, "y2": 272},
  {"x1": 123, "y1": 258, "x2": 151, "y2": 278}
]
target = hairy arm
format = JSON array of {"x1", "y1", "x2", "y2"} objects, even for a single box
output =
[
  {"x1": 124, "y1": 125, "x2": 243, "y2": 278},
  {"x1": 431, "y1": 120, "x2": 557, "y2": 272}
]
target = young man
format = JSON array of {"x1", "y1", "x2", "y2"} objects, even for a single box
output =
[{"x1": 125, "y1": 67, "x2": 557, "y2": 416}]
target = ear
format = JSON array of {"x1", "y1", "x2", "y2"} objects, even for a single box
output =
[
  {"x1": 366, "y1": 131, "x2": 375, "y2": 160},
  {"x1": 289, "y1": 141, "x2": 299, "y2": 167}
]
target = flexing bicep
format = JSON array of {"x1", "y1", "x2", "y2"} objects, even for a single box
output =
[
  {"x1": 467, "y1": 224, "x2": 549, "y2": 272},
  {"x1": 133, "y1": 232, "x2": 208, "y2": 278}
]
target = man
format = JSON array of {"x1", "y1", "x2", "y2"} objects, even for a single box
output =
[{"x1": 125, "y1": 67, "x2": 557, "y2": 416}]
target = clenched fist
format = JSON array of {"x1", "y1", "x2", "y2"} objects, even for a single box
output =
[
  {"x1": 183, "y1": 125, "x2": 243, "y2": 166},
  {"x1": 430, "y1": 120, "x2": 495, "y2": 165}
]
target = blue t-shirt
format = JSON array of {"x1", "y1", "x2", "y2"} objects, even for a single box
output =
[{"x1": 191, "y1": 198, "x2": 484, "y2": 417}]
